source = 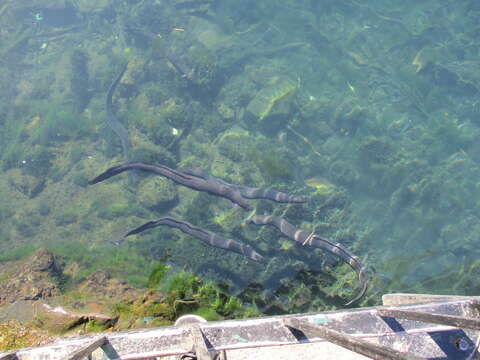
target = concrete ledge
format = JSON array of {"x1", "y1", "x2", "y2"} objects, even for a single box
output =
[{"x1": 1, "y1": 296, "x2": 479, "y2": 360}]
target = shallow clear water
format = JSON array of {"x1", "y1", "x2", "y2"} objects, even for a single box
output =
[{"x1": 1, "y1": 0, "x2": 479, "y2": 312}]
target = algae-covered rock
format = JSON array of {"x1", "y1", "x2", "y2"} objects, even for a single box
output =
[
  {"x1": 121, "y1": 57, "x2": 147, "y2": 86},
  {"x1": 77, "y1": 270, "x2": 142, "y2": 301},
  {"x1": 246, "y1": 76, "x2": 298, "y2": 120},
  {"x1": 304, "y1": 176, "x2": 336, "y2": 195},
  {"x1": 166, "y1": 32, "x2": 217, "y2": 87},
  {"x1": 245, "y1": 75, "x2": 298, "y2": 130},
  {"x1": 296, "y1": 94, "x2": 332, "y2": 121},
  {"x1": 215, "y1": 127, "x2": 254, "y2": 162},
  {"x1": 69, "y1": 49, "x2": 90, "y2": 112},
  {"x1": 216, "y1": 102, "x2": 236, "y2": 120},
  {"x1": 159, "y1": 97, "x2": 188, "y2": 129},
  {"x1": 333, "y1": 98, "x2": 369, "y2": 135},
  {"x1": 358, "y1": 137, "x2": 395, "y2": 166},
  {"x1": 34, "y1": 303, "x2": 116, "y2": 334},
  {"x1": 5, "y1": 168, "x2": 45, "y2": 198},
  {"x1": 138, "y1": 177, "x2": 178, "y2": 211},
  {"x1": 196, "y1": 22, "x2": 231, "y2": 52},
  {"x1": 128, "y1": 93, "x2": 186, "y2": 149},
  {"x1": 251, "y1": 147, "x2": 295, "y2": 183},
  {"x1": 130, "y1": 130, "x2": 176, "y2": 165},
  {"x1": 0, "y1": 249, "x2": 62, "y2": 306},
  {"x1": 0, "y1": 319, "x2": 54, "y2": 351},
  {"x1": 211, "y1": 206, "x2": 246, "y2": 234}
]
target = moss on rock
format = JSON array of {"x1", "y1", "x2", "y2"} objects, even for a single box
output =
[{"x1": 138, "y1": 177, "x2": 178, "y2": 211}]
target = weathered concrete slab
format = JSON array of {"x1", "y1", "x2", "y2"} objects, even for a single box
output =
[
  {"x1": 1, "y1": 296, "x2": 479, "y2": 360},
  {"x1": 382, "y1": 293, "x2": 480, "y2": 306}
]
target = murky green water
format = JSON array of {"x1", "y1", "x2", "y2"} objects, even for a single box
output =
[{"x1": 1, "y1": 0, "x2": 479, "y2": 313}]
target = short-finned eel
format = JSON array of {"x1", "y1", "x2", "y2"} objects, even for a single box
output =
[
  {"x1": 89, "y1": 162, "x2": 253, "y2": 210},
  {"x1": 247, "y1": 214, "x2": 369, "y2": 305},
  {"x1": 113, "y1": 216, "x2": 264, "y2": 263},
  {"x1": 106, "y1": 63, "x2": 131, "y2": 160},
  {"x1": 179, "y1": 167, "x2": 307, "y2": 203}
]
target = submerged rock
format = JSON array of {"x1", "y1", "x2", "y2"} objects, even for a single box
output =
[
  {"x1": 78, "y1": 270, "x2": 142, "y2": 301},
  {"x1": 0, "y1": 249, "x2": 61, "y2": 306},
  {"x1": 0, "y1": 300, "x2": 116, "y2": 334},
  {"x1": 245, "y1": 75, "x2": 298, "y2": 123},
  {"x1": 34, "y1": 302, "x2": 117, "y2": 333},
  {"x1": 138, "y1": 177, "x2": 178, "y2": 212},
  {"x1": 165, "y1": 32, "x2": 218, "y2": 87}
]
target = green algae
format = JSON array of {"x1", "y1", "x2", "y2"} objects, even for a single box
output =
[
  {"x1": 69, "y1": 49, "x2": 90, "y2": 113},
  {"x1": 108, "y1": 267, "x2": 260, "y2": 326},
  {"x1": 246, "y1": 76, "x2": 298, "y2": 121},
  {"x1": 0, "y1": 245, "x2": 38, "y2": 263},
  {"x1": 252, "y1": 148, "x2": 295, "y2": 182},
  {"x1": 137, "y1": 177, "x2": 178, "y2": 211},
  {"x1": 147, "y1": 262, "x2": 171, "y2": 288}
]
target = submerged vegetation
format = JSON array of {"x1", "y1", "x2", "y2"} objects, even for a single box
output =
[{"x1": 1, "y1": 0, "x2": 480, "y2": 347}]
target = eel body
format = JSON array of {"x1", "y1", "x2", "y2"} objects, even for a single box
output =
[
  {"x1": 180, "y1": 167, "x2": 307, "y2": 203},
  {"x1": 248, "y1": 214, "x2": 368, "y2": 305},
  {"x1": 117, "y1": 217, "x2": 264, "y2": 263},
  {"x1": 106, "y1": 63, "x2": 131, "y2": 160},
  {"x1": 89, "y1": 162, "x2": 253, "y2": 210}
]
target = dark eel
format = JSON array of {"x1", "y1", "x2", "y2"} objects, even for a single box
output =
[
  {"x1": 106, "y1": 63, "x2": 131, "y2": 160},
  {"x1": 180, "y1": 167, "x2": 307, "y2": 203},
  {"x1": 113, "y1": 217, "x2": 264, "y2": 263},
  {"x1": 89, "y1": 162, "x2": 253, "y2": 210},
  {"x1": 247, "y1": 215, "x2": 369, "y2": 305}
]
